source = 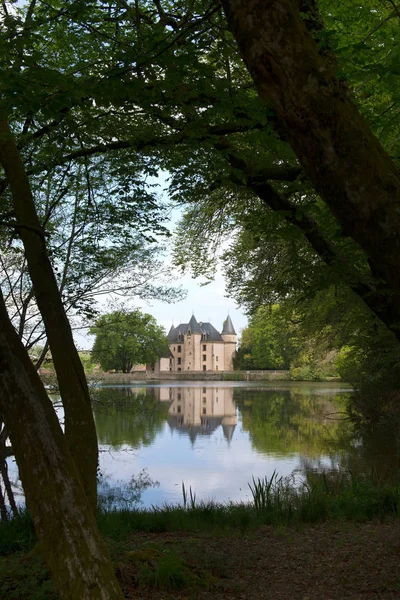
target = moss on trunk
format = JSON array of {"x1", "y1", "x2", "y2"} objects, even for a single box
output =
[{"x1": 0, "y1": 290, "x2": 124, "y2": 599}]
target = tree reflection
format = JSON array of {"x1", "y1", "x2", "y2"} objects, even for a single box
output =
[
  {"x1": 92, "y1": 387, "x2": 169, "y2": 449},
  {"x1": 92, "y1": 384, "x2": 400, "y2": 488},
  {"x1": 233, "y1": 387, "x2": 353, "y2": 458}
]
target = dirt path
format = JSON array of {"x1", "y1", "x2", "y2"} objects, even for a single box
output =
[{"x1": 116, "y1": 521, "x2": 400, "y2": 599}]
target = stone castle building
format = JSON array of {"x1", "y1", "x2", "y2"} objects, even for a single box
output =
[{"x1": 151, "y1": 314, "x2": 237, "y2": 374}]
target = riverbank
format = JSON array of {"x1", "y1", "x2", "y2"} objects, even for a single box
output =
[
  {"x1": 1, "y1": 474, "x2": 399, "y2": 598},
  {"x1": 88, "y1": 370, "x2": 292, "y2": 382},
  {"x1": 39, "y1": 370, "x2": 347, "y2": 385}
]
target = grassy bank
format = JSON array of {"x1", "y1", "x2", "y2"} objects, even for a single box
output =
[{"x1": 1, "y1": 473, "x2": 400, "y2": 599}]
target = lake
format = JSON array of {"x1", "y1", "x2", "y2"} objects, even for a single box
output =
[
  {"x1": 92, "y1": 380, "x2": 364, "y2": 508},
  {"x1": 6, "y1": 380, "x2": 400, "y2": 510}
]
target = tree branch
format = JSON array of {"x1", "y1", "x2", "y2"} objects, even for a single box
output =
[{"x1": 225, "y1": 149, "x2": 400, "y2": 334}]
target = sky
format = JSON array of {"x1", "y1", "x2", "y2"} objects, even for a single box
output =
[
  {"x1": 76, "y1": 267, "x2": 248, "y2": 350},
  {"x1": 75, "y1": 173, "x2": 248, "y2": 349},
  {"x1": 136, "y1": 269, "x2": 247, "y2": 339}
]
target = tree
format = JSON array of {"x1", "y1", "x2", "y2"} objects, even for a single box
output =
[
  {"x1": 220, "y1": 0, "x2": 400, "y2": 341},
  {"x1": 0, "y1": 289, "x2": 124, "y2": 599},
  {"x1": 0, "y1": 117, "x2": 100, "y2": 511},
  {"x1": 0, "y1": 0, "x2": 184, "y2": 517},
  {"x1": 236, "y1": 305, "x2": 296, "y2": 370},
  {"x1": 0, "y1": 0, "x2": 399, "y2": 594},
  {"x1": 90, "y1": 309, "x2": 168, "y2": 373}
]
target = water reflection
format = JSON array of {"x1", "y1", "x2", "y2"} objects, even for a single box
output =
[
  {"x1": 94, "y1": 383, "x2": 358, "y2": 506},
  {"x1": 234, "y1": 387, "x2": 352, "y2": 458},
  {"x1": 6, "y1": 383, "x2": 400, "y2": 514},
  {"x1": 92, "y1": 386, "x2": 169, "y2": 448},
  {"x1": 161, "y1": 386, "x2": 237, "y2": 444}
]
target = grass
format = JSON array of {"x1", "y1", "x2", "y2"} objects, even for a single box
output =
[
  {"x1": 1, "y1": 472, "x2": 400, "y2": 556},
  {"x1": 98, "y1": 471, "x2": 400, "y2": 535},
  {"x1": 1, "y1": 472, "x2": 400, "y2": 598},
  {"x1": 0, "y1": 509, "x2": 36, "y2": 554}
]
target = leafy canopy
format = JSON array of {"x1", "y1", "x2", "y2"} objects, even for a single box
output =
[{"x1": 90, "y1": 309, "x2": 168, "y2": 372}]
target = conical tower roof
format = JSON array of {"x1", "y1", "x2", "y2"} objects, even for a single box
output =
[
  {"x1": 188, "y1": 314, "x2": 202, "y2": 333},
  {"x1": 222, "y1": 315, "x2": 236, "y2": 335}
]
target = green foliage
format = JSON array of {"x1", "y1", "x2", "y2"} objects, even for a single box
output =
[
  {"x1": 1, "y1": 0, "x2": 400, "y2": 420},
  {"x1": 90, "y1": 310, "x2": 168, "y2": 373},
  {"x1": 290, "y1": 350, "x2": 339, "y2": 381},
  {"x1": 236, "y1": 305, "x2": 297, "y2": 370},
  {"x1": 181, "y1": 482, "x2": 197, "y2": 510},
  {"x1": 135, "y1": 547, "x2": 197, "y2": 591},
  {"x1": 234, "y1": 292, "x2": 350, "y2": 378},
  {"x1": 334, "y1": 326, "x2": 400, "y2": 431},
  {"x1": 4, "y1": 473, "x2": 400, "y2": 562},
  {"x1": 78, "y1": 352, "x2": 98, "y2": 375},
  {"x1": 0, "y1": 511, "x2": 36, "y2": 555},
  {"x1": 0, "y1": 551, "x2": 56, "y2": 600}
]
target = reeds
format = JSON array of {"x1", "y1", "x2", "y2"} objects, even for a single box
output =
[
  {"x1": 181, "y1": 482, "x2": 197, "y2": 510},
  {"x1": 1, "y1": 472, "x2": 400, "y2": 555}
]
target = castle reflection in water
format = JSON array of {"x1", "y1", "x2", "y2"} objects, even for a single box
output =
[{"x1": 156, "y1": 386, "x2": 237, "y2": 444}]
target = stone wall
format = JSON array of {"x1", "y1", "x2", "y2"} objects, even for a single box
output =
[{"x1": 86, "y1": 370, "x2": 290, "y2": 383}]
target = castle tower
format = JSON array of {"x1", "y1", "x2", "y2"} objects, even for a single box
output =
[
  {"x1": 221, "y1": 315, "x2": 237, "y2": 371},
  {"x1": 183, "y1": 314, "x2": 202, "y2": 371}
]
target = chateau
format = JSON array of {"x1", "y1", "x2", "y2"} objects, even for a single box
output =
[{"x1": 151, "y1": 314, "x2": 237, "y2": 374}]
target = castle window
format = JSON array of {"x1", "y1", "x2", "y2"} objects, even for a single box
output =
[
  {"x1": 203, "y1": 345, "x2": 206, "y2": 351},
  {"x1": 202, "y1": 408, "x2": 206, "y2": 414},
  {"x1": 203, "y1": 365, "x2": 206, "y2": 371},
  {"x1": 178, "y1": 367, "x2": 181, "y2": 371},
  {"x1": 216, "y1": 365, "x2": 218, "y2": 371},
  {"x1": 177, "y1": 358, "x2": 181, "y2": 365},
  {"x1": 177, "y1": 345, "x2": 181, "y2": 353},
  {"x1": 203, "y1": 397, "x2": 206, "y2": 403},
  {"x1": 202, "y1": 387, "x2": 206, "y2": 393},
  {"x1": 177, "y1": 393, "x2": 181, "y2": 400},
  {"x1": 203, "y1": 354, "x2": 206, "y2": 361},
  {"x1": 177, "y1": 405, "x2": 181, "y2": 413},
  {"x1": 216, "y1": 356, "x2": 218, "y2": 362}
]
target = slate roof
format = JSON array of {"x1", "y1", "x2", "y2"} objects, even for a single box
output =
[
  {"x1": 198, "y1": 322, "x2": 223, "y2": 342},
  {"x1": 167, "y1": 323, "x2": 188, "y2": 342},
  {"x1": 167, "y1": 314, "x2": 231, "y2": 343},
  {"x1": 188, "y1": 314, "x2": 202, "y2": 333},
  {"x1": 222, "y1": 315, "x2": 236, "y2": 335}
]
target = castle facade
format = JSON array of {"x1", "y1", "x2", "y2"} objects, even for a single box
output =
[{"x1": 152, "y1": 314, "x2": 237, "y2": 374}]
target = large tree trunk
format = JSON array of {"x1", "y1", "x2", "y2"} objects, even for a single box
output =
[
  {"x1": 0, "y1": 118, "x2": 98, "y2": 508},
  {"x1": 0, "y1": 290, "x2": 124, "y2": 600},
  {"x1": 221, "y1": 0, "x2": 400, "y2": 337}
]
